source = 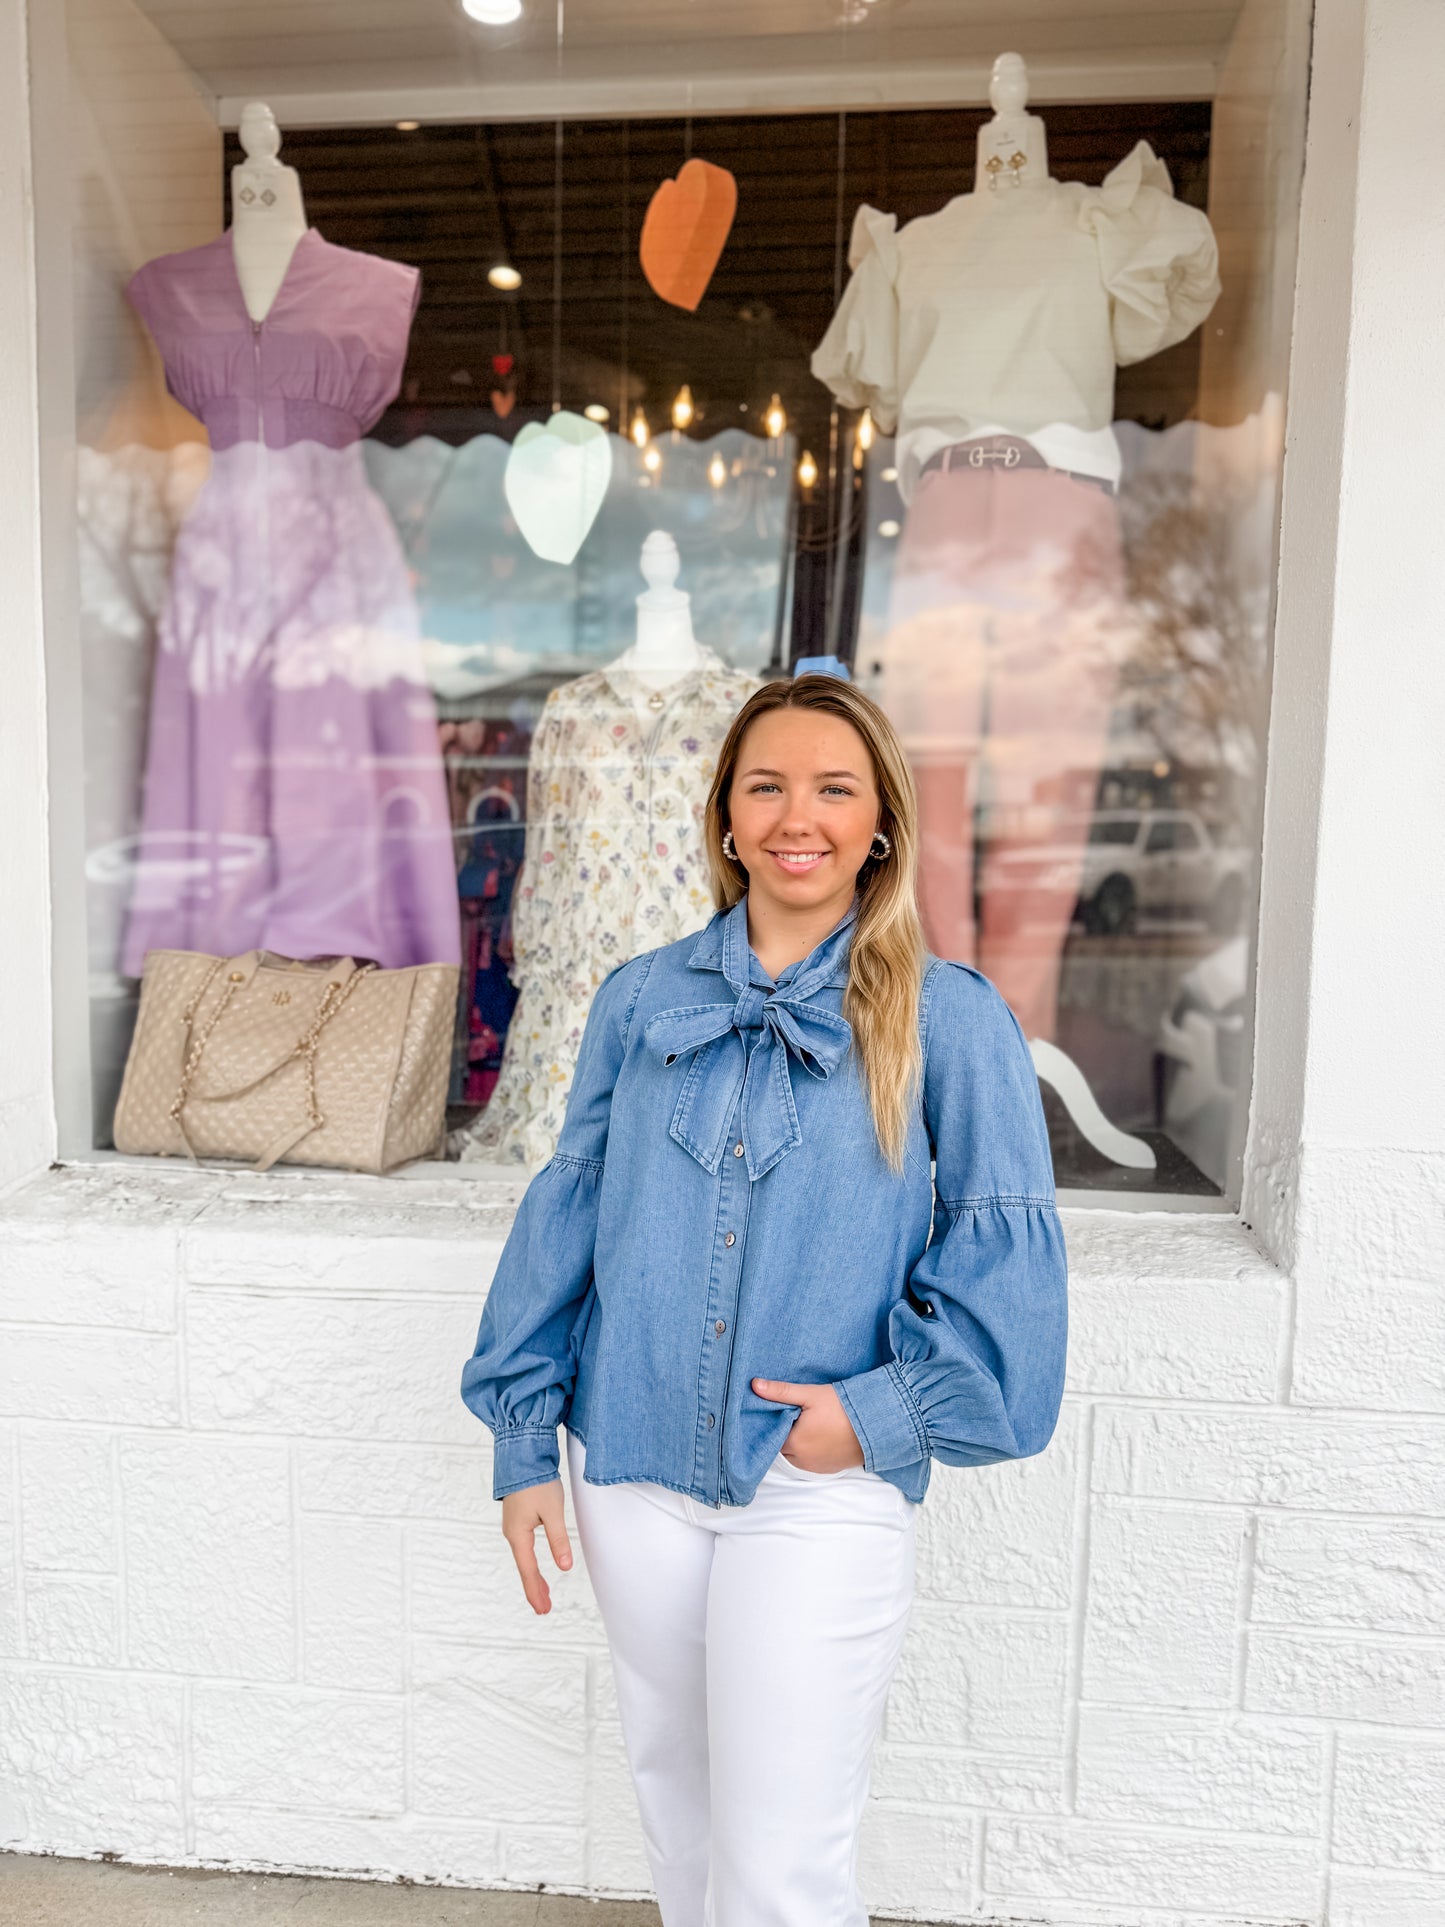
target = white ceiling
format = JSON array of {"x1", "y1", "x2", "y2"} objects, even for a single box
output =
[{"x1": 133, "y1": 0, "x2": 1243, "y2": 123}]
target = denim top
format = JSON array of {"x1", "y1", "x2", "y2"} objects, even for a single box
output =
[{"x1": 460, "y1": 894, "x2": 1068, "y2": 1508}]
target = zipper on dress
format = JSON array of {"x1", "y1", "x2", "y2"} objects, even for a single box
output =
[{"x1": 252, "y1": 319, "x2": 271, "y2": 607}]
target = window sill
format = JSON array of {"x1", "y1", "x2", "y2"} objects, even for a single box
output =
[{"x1": 1, "y1": 1153, "x2": 1279, "y2": 1296}]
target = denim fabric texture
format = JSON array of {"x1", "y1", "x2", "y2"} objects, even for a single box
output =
[{"x1": 460, "y1": 893, "x2": 1068, "y2": 1508}]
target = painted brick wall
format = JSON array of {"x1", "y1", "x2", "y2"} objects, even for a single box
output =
[{"x1": 3, "y1": 1163, "x2": 1442, "y2": 1925}]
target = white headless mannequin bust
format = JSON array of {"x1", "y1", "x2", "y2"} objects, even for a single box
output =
[
  {"x1": 607, "y1": 532, "x2": 711, "y2": 726},
  {"x1": 974, "y1": 52, "x2": 1050, "y2": 191},
  {"x1": 231, "y1": 100, "x2": 308, "y2": 325}
]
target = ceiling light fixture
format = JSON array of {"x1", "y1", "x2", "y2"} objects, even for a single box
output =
[
  {"x1": 764, "y1": 394, "x2": 787, "y2": 440},
  {"x1": 462, "y1": 0, "x2": 523, "y2": 22},
  {"x1": 584, "y1": 403, "x2": 610, "y2": 423},
  {"x1": 487, "y1": 263, "x2": 522, "y2": 291},
  {"x1": 671, "y1": 384, "x2": 695, "y2": 431},
  {"x1": 630, "y1": 408, "x2": 650, "y2": 448},
  {"x1": 856, "y1": 408, "x2": 874, "y2": 452},
  {"x1": 798, "y1": 451, "x2": 819, "y2": 489}
]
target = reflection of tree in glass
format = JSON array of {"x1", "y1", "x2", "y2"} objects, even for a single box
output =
[{"x1": 1112, "y1": 468, "x2": 1272, "y2": 837}]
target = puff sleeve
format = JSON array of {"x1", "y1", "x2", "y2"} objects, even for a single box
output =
[
  {"x1": 460, "y1": 953, "x2": 644, "y2": 1498},
  {"x1": 832, "y1": 962, "x2": 1068, "y2": 1474},
  {"x1": 810, "y1": 204, "x2": 903, "y2": 433},
  {"x1": 1080, "y1": 140, "x2": 1221, "y2": 367}
]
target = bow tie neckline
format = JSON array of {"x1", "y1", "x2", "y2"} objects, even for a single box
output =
[{"x1": 643, "y1": 898, "x2": 856, "y2": 1180}]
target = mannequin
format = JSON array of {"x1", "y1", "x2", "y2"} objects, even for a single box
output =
[
  {"x1": 812, "y1": 49, "x2": 1220, "y2": 1173},
  {"x1": 975, "y1": 51, "x2": 1049, "y2": 189},
  {"x1": 119, "y1": 133, "x2": 459, "y2": 981},
  {"x1": 230, "y1": 101, "x2": 308, "y2": 325},
  {"x1": 457, "y1": 552, "x2": 760, "y2": 1168},
  {"x1": 606, "y1": 531, "x2": 712, "y2": 726}
]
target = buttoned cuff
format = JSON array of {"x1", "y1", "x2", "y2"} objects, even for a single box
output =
[
  {"x1": 490, "y1": 1424, "x2": 561, "y2": 1500},
  {"x1": 834, "y1": 1362, "x2": 929, "y2": 1475}
]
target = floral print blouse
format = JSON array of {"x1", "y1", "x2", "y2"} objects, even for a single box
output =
[{"x1": 457, "y1": 649, "x2": 761, "y2": 1167}]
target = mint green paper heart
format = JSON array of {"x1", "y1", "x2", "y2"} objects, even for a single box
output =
[{"x1": 503, "y1": 412, "x2": 613, "y2": 565}]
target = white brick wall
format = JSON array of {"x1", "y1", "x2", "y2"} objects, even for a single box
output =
[{"x1": 2, "y1": 1164, "x2": 1443, "y2": 1925}]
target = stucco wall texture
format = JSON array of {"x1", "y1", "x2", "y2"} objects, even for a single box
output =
[{"x1": 2, "y1": 1162, "x2": 1442, "y2": 1926}]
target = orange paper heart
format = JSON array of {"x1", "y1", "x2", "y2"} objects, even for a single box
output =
[{"x1": 640, "y1": 158, "x2": 738, "y2": 312}]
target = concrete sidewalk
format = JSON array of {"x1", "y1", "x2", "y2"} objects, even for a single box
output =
[
  {"x1": 0, "y1": 1856, "x2": 932, "y2": 1926},
  {"x1": 0, "y1": 1857, "x2": 660, "y2": 1926}
]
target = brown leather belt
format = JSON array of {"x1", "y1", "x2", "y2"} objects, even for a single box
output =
[{"x1": 919, "y1": 434, "x2": 1115, "y2": 496}]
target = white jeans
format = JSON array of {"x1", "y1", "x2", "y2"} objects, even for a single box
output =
[{"x1": 565, "y1": 1430, "x2": 918, "y2": 1926}]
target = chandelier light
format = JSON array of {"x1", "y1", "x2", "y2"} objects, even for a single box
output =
[
  {"x1": 798, "y1": 451, "x2": 819, "y2": 489},
  {"x1": 708, "y1": 453, "x2": 727, "y2": 489},
  {"x1": 764, "y1": 393, "x2": 787, "y2": 440},
  {"x1": 584, "y1": 403, "x2": 610, "y2": 423},
  {"x1": 487, "y1": 262, "x2": 522, "y2": 290},
  {"x1": 643, "y1": 445, "x2": 663, "y2": 473},
  {"x1": 671, "y1": 384, "x2": 695, "y2": 431},
  {"x1": 630, "y1": 408, "x2": 650, "y2": 448}
]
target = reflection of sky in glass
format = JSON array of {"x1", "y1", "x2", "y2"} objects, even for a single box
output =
[{"x1": 364, "y1": 425, "x2": 794, "y2": 697}]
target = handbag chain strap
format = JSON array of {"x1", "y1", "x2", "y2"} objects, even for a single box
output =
[
  {"x1": 292, "y1": 963, "x2": 378, "y2": 1128},
  {"x1": 169, "y1": 958, "x2": 243, "y2": 1127},
  {"x1": 169, "y1": 957, "x2": 378, "y2": 1140}
]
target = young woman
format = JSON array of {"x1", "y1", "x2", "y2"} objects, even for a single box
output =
[{"x1": 461, "y1": 675, "x2": 1068, "y2": 1924}]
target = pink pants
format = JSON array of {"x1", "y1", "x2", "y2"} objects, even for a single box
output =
[{"x1": 871, "y1": 464, "x2": 1126, "y2": 1040}]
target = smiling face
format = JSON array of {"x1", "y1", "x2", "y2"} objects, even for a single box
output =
[{"x1": 726, "y1": 706, "x2": 881, "y2": 918}]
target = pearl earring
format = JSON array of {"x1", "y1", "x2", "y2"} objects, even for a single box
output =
[
  {"x1": 722, "y1": 830, "x2": 737, "y2": 860},
  {"x1": 870, "y1": 830, "x2": 892, "y2": 860}
]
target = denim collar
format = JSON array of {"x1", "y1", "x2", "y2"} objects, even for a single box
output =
[
  {"x1": 686, "y1": 893, "x2": 857, "y2": 994},
  {"x1": 647, "y1": 896, "x2": 858, "y2": 1181}
]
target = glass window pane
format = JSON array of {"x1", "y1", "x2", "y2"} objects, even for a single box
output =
[{"x1": 66, "y1": 0, "x2": 1311, "y2": 1201}]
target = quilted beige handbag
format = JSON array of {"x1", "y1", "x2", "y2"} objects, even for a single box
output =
[{"x1": 113, "y1": 949, "x2": 459, "y2": 1175}]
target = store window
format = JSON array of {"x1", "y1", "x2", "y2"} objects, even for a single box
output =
[{"x1": 64, "y1": 0, "x2": 1311, "y2": 1200}]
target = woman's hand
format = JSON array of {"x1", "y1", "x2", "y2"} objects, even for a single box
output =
[
  {"x1": 501, "y1": 1479, "x2": 573, "y2": 1615},
  {"x1": 752, "y1": 1378, "x2": 866, "y2": 1472}
]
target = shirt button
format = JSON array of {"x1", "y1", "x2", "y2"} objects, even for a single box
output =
[
  {"x1": 715, "y1": 1318, "x2": 727, "y2": 1335},
  {"x1": 706, "y1": 1412, "x2": 716, "y2": 1429},
  {"x1": 724, "y1": 1231, "x2": 736, "y2": 1247},
  {"x1": 733, "y1": 1141, "x2": 744, "y2": 1158}
]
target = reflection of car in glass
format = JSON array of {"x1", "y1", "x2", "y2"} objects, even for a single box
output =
[
  {"x1": 988, "y1": 810, "x2": 1250, "y2": 935},
  {"x1": 1153, "y1": 936, "x2": 1249, "y2": 1187}
]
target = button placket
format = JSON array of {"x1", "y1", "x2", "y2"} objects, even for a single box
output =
[{"x1": 705, "y1": 1091, "x2": 754, "y2": 1505}]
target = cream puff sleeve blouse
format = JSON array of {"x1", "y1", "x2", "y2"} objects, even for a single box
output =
[{"x1": 811, "y1": 141, "x2": 1221, "y2": 495}]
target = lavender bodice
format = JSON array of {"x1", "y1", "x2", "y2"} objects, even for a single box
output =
[{"x1": 127, "y1": 229, "x2": 420, "y2": 451}]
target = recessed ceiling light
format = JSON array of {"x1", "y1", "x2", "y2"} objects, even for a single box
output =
[
  {"x1": 487, "y1": 263, "x2": 522, "y2": 291},
  {"x1": 584, "y1": 403, "x2": 609, "y2": 423},
  {"x1": 463, "y1": 0, "x2": 522, "y2": 20},
  {"x1": 396, "y1": 120, "x2": 420, "y2": 132}
]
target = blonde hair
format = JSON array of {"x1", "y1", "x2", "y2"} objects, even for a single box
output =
[{"x1": 704, "y1": 675, "x2": 925, "y2": 1169}]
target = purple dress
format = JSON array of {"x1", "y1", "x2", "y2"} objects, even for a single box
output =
[{"x1": 121, "y1": 228, "x2": 461, "y2": 976}]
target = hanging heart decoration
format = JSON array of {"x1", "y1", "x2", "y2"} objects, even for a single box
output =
[
  {"x1": 503, "y1": 411, "x2": 613, "y2": 565},
  {"x1": 640, "y1": 158, "x2": 738, "y2": 312},
  {"x1": 490, "y1": 352, "x2": 517, "y2": 418}
]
